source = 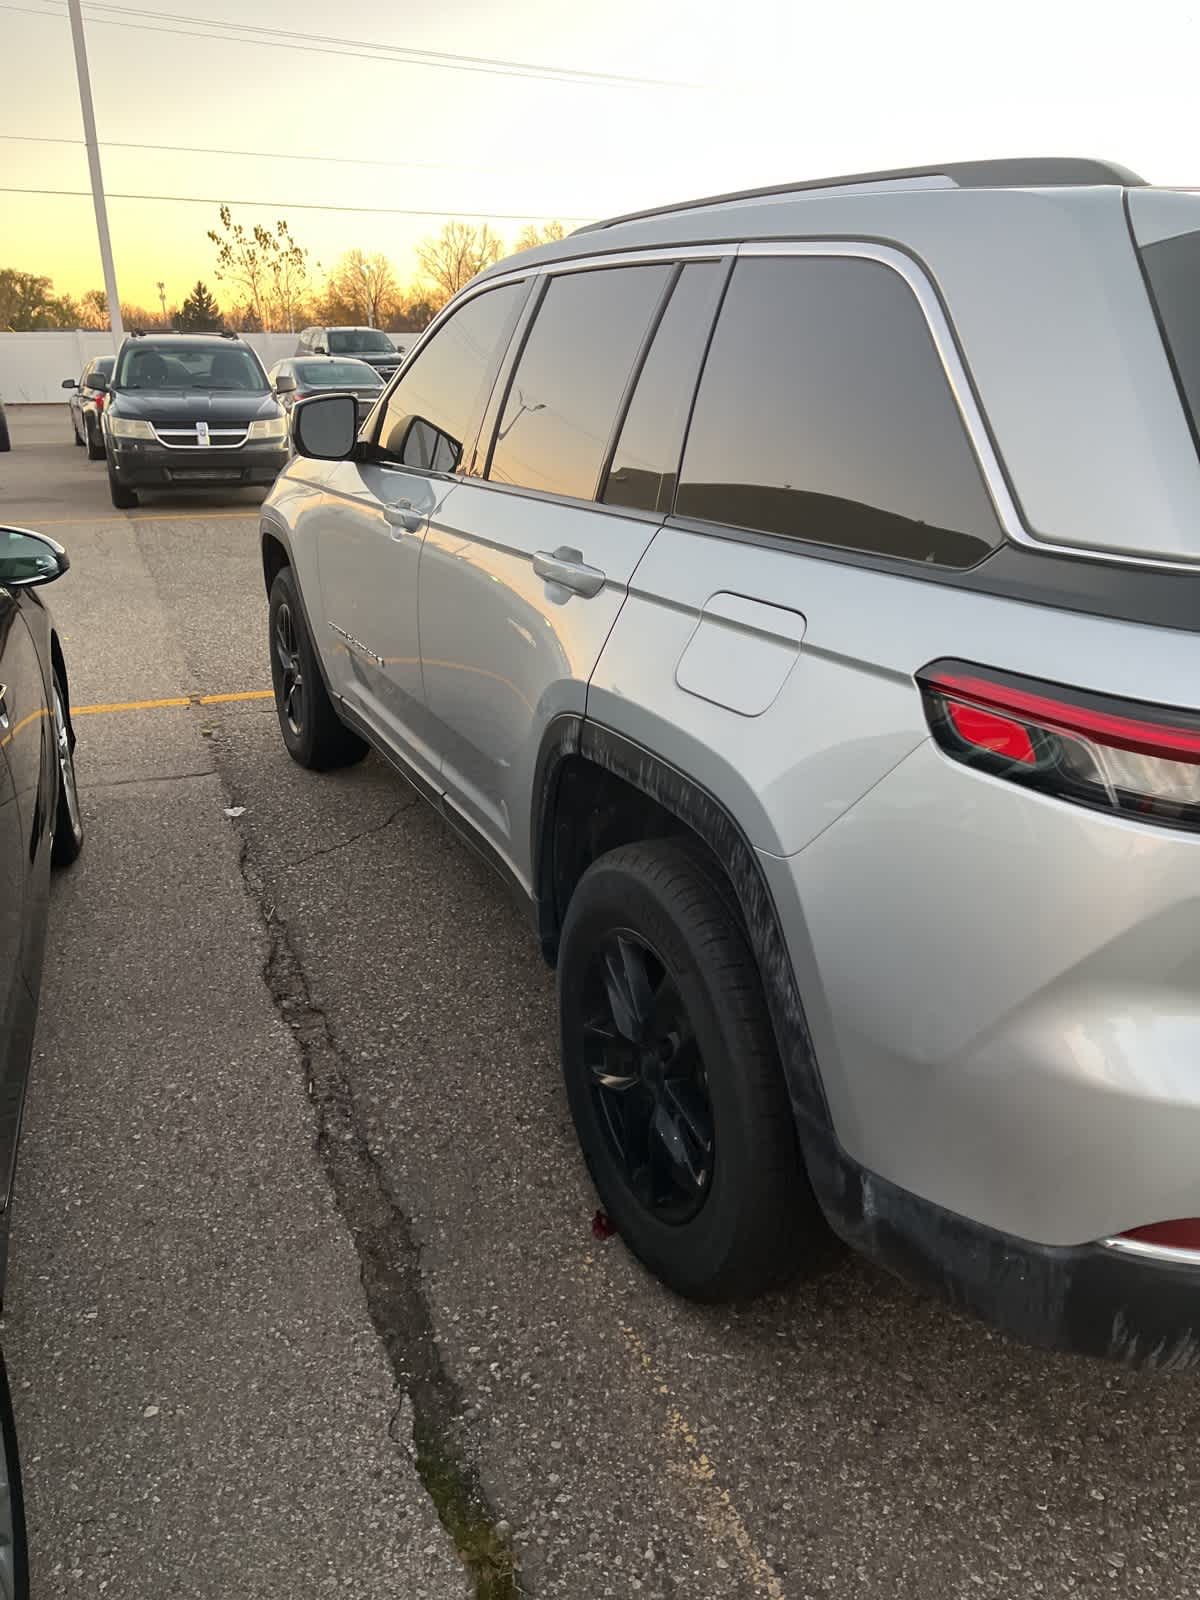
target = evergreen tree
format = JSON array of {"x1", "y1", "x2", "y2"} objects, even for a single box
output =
[{"x1": 177, "y1": 281, "x2": 222, "y2": 331}]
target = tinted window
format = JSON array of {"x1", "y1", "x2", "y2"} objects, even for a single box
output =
[
  {"x1": 676, "y1": 257, "x2": 1002, "y2": 567},
  {"x1": 1139, "y1": 228, "x2": 1200, "y2": 446},
  {"x1": 602, "y1": 263, "x2": 725, "y2": 514},
  {"x1": 377, "y1": 283, "x2": 525, "y2": 473},
  {"x1": 488, "y1": 265, "x2": 671, "y2": 501}
]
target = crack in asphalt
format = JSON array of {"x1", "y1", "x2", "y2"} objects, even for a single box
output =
[
  {"x1": 228, "y1": 814, "x2": 522, "y2": 1599},
  {"x1": 282, "y1": 798, "x2": 417, "y2": 872}
]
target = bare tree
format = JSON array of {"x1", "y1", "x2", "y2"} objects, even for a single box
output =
[
  {"x1": 416, "y1": 221, "x2": 503, "y2": 305},
  {"x1": 514, "y1": 220, "x2": 568, "y2": 252},
  {"x1": 208, "y1": 206, "x2": 311, "y2": 331},
  {"x1": 319, "y1": 249, "x2": 399, "y2": 327}
]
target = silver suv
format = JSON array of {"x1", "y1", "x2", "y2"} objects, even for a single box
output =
[{"x1": 261, "y1": 158, "x2": 1200, "y2": 1366}]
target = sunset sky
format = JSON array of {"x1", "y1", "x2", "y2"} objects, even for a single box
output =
[{"x1": 3, "y1": 0, "x2": 1199, "y2": 315}]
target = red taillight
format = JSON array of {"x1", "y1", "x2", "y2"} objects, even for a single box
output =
[
  {"x1": 945, "y1": 701, "x2": 1036, "y2": 764},
  {"x1": 95, "y1": 393, "x2": 105, "y2": 412},
  {"x1": 918, "y1": 660, "x2": 1200, "y2": 831},
  {"x1": 1119, "y1": 1220, "x2": 1200, "y2": 1253}
]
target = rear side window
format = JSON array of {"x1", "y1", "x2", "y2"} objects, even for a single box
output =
[
  {"x1": 376, "y1": 282, "x2": 525, "y2": 472},
  {"x1": 1138, "y1": 228, "x2": 1200, "y2": 445},
  {"x1": 676, "y1": 256, "x2": 1002, "y2": 568},
  {"x1": 601, "y1": 262, "x2": 726, "y2": 515},
  {"x1": 487, "y1": 265, "x2": 672, "y2": 501}
]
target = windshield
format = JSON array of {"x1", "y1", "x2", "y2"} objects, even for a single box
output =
[
  {"x1": 115, "y1": 343, "x2": 268, "y2": 392},
  {"x1": 297, "y1": 359, "x2": 383, "y2": 388},
  {"x1": 327, "y1": 330, "x2": 395, "y2": 355}
]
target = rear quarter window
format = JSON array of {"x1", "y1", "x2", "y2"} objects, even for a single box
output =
[
  {"x1": 1137, "y1": 227, "x2": 1200, "y2": 446},
  {"x1": 675, "y1": 255, "x2": 1003, "y2": 568}
]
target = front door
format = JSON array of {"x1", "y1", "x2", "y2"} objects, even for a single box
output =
[
  {"x1": 316, "y1": 278, "x2": 530, "y2": 793},
  {"x1": 419, "y1": 263, "x2": 685, "y2": 891},
  {"x1": 315, "y1": 458, "x2": 447, "y2": 792}
]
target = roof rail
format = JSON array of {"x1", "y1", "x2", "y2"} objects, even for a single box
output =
[{"x1": 576, "y1": 157, "x2": 1147, "y2": 234}]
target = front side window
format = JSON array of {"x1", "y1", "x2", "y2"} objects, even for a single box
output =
[
  {"x1": 376, "y1": 283, "x2": 526, "y2": 472},
  {"x1": 329, "y1": 329, "x2": 396, "y2": 355},
  {"x1": 675, "y1": 256, "x2": 1002, "y2": 568},
  {"x1": 115, "y1": 342, "x2": 267, "y2": 392},
  {"x1": 487, "y1": 264, "x2": 672, "y2": 501}
]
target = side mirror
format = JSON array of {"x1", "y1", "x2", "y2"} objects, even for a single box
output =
[
  {"x1": 0, "y1": 527, "x2": 69, "y2": 589},
  {"x1": 275, "y1": 372, "x2": 297, "y2": 393},
  {"x1": 291, "y1": 393, "x2": 358, "y2": 460},
  {"x1": 62, "y1": 378, "x2": 77, "y2": 390}
]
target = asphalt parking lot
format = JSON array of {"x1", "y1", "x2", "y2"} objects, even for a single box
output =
[{"x1": 4, "y1": 405, "x2": 1200, "y2": 1599}]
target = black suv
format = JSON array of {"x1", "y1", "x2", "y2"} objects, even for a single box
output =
[
  {"x1": 101, "y1": 332, "x2": 289, "y2": 509},
  {"x1": 296, "y1": 325, "x2": 405, "y2": 379}
]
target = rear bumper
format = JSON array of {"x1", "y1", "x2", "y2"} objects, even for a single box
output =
[
  {"x1": 808, "y1": 1131, "x2": 1200, "y2": 1369},
  {"x1": 109, "y1": 441, "x2": 288, "y2": 487}
]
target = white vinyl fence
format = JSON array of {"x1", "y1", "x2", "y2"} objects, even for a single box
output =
[{"x1": 0, "y1": 331, "x2": 304, "y2": 403}]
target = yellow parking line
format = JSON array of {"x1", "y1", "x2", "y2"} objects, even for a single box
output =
[
  {"x1": 30, "y1": 511, "x2": 259, "y2": 527},
  {"x1": 72, "y1": 689, "x2": 273, "y2": 716}
]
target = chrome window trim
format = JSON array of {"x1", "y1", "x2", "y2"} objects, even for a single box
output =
[
  {"x1": 1101, "y1": 1235, "x2": 1200, "y2": 1267},
  {"x1": 422, "y1": 238, "x2": 1200, "y2": 575}
]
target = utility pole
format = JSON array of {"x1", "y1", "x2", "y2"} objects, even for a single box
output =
[{"x1": 67, "y1": 0, "x2": 124, "y2": 347}]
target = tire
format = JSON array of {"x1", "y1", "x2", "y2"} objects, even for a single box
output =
[
  {"x1": 558, "y1": 840, "x2": 830, "y2": 1301},
  {"x1": 72, "y1": 411, "x2": 83, "y2": 446},
  {"x1": 0, "y1": 1351, "x2": 30, "y2": 1600},
  {"x1": 86, "y1": 418, "x2": 105, "y2": 461},
  {"x1": 50, "y1": 672, "x2": 83, "y2": 867},
  {"x1": 107, "y1": 461, "x2": 137, "y2": 509},
  {"x1": 268, "y1": 566, "x2": 367, "y2": 770}
]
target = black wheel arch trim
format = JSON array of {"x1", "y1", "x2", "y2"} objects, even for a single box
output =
[{"x1": 532, "y1": 714, "x2": 832, "y2": 1134}]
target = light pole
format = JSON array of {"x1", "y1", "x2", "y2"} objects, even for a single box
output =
[{"x1": 67, "y1": 0, "x2": 123, "y2": 347}]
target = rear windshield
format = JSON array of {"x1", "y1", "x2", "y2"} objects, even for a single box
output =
[
  {"x1": 328, "y1": 329, "x2": 395, "y2": 355},
  {"x1": 1138, "y1": 227, "x2": 1200, "y2": 441},
  {"x1": 115, "y1": 343, "x2": 268, "y2": 392},
  {"x1": 297, "y1": 359, "x2": 382, "y2": 387}
]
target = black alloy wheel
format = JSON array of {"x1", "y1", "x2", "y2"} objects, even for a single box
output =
[
  {"x1": 274, "y1": 600, "x2": 304, "y2": 738},
  {"x1": 559, "y1": 840, "x2": 832, "y2": 1301},
  {"x1": 267, "y1": 567, "x2": 367, "y2": 770},
  {"x1": 582, "y1": 929, "x2": 715, "y2": 1225},
  {"x1": 50, "y1": 674, "x2": 83, "y2": 866}
]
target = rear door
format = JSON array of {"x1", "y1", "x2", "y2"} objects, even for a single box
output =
[{"x1": 417, "y1": 259, "x2": 725, "y2": 890}]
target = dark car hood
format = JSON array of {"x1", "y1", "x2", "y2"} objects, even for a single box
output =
[
  {"x1": 345, "y1": 352, "x2": 398, "y2": 369},
  {"x1": 110, "y1": 390, "x2": 282, "y2": 421}
]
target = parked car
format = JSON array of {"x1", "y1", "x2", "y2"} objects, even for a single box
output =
[
  {"x1": 0, "y1": 521, "x2": 80, "y2": 1595},
  {"x1": 295, "y1": 326, "x2": 405, "y2": 380},
  {"x1": 0, "y1": 400, "x2": 10, "y2": 454},
  {"x1": 61, "y1": 356, "x2": 113, "y2": 460},
  {"x1": 260, "y1": 158, "x2": 1200, "y2": 1366},
  {"x1": 267, "y1": 357, "x2": 384, "y2": 425},
  {"x1": 100, "y1": 332, "x2": 288, "y2": 509}
]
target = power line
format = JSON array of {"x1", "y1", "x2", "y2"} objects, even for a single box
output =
[
  {"x1": 1, "y1": 184, "x2": 592, "y2": 222},
  {"x1": 0, "y1": 131, "x2": 582, "y2": 187},
  {"x1": 15, "y1": 0, "x2": 704, "y2": 89}
]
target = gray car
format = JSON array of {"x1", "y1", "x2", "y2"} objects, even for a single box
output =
[{"x1": 260, "y1": 157, "x2": 1200, "y2": 1365}]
